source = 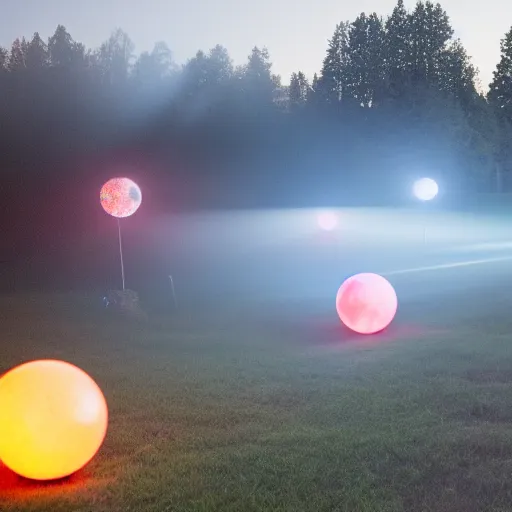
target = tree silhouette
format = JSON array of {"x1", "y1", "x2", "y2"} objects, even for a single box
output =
[
  {"x1": 289, "y1": 71, "x2": 309, "y2": 109},
  {"x1": 319, "y1": 22, "x2": 351, "y2": 104},
  {"x1": 345, "y1": 13, "x2": 387, "y2": 107},
  {"x1": 0, "y1": 3, "x2": 509, "y2": 220},
  {"x1": 489, "y1": 25, "x2": 512, "y2": 122},
  {"x1": 488, "y1": 25, "x2": 512, "y2": 190}
]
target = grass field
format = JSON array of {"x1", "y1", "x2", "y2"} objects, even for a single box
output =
[{"x1": 1, "y1": 277, "x2": 512, "y2": 512}]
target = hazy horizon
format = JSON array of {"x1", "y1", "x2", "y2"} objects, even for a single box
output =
[{"x1": 1, "y1": 0, "x2": 511, "y2": 88}]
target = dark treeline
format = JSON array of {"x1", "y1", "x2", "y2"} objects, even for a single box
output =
[{"x1": 1, "y1": 0, "x2": 512, "y2": 278}]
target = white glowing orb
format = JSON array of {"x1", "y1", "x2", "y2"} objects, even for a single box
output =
[
  {"x1": 317, "y1": 211, "x2": 338, "y2": 231},
  {"x1": 413, "y1": 178, "x2": 438, "y2": 201}
]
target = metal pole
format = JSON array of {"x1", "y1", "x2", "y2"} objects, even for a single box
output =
[
  {"x1": 117, "y1": 218, "x2": 125, "y2": 291},
  {"x1": 169, "y1": 275, "x2": 177, "y2": 309}
]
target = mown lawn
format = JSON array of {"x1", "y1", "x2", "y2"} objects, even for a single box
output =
[{"x1": 1, "y1": 282, "x2": 512, "y2": 512}]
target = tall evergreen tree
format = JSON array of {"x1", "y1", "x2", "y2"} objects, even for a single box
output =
[
  {"x1": 385, "y1": 0, "x2": 410, "y2": 98},
  {"x1": 488, "y1": 26, "x2": 512, "y2": 189},
  {"x1": 47, "y1": 25, "x2": 87, "y2": 69},
  {"x1": 345, "y1": 13, "x2": 387, "y2": 107},
  {"x1": 308, "y1": 73, "x2": 319, "y2": 97},
  {"x1": 182, "y1": 50, "x2": 209, "y2": 90},
  {"x1": 25, "y1": 32, "x2": 49, "y2": 69},
  {"x1": 488, "y1": 25, "x2": 512, "y2": 122},
  {"x1": 245, "y1": 48, "x2": 273, "y2": 88},
  {"x1": 289, "y1": 73, "x2": 300, "y2": 104},
  {"x1": 178, "y1": 45, "x2": 234, "y2": 117},
  {"x1": 408, "y1": 1, "x2": 453, "y2": 86},
  {"x1": 319, "y1": 22, "x2": 351, "y2": 103},
  {"x1": 8, "y1": 38, "x2": 28, "y2": 71},
  {"x1": 438, "y1": 39, "x2": 477, "y2": 101},
  {"x1": 207, "y1": 45, "x2": 233, "y2": 83},
  {"x1": 48, "y1": 25, "x2": 74, "y2": 67},
  {"x1": 289, "y1": 71, "x2": 309, "y2": 109},
  {"x1": 238, "y1": 47, "x2": 276, "y2": 106},
  {"x1": 0, "y1": 47, "x2": 7, "y2": 70}
]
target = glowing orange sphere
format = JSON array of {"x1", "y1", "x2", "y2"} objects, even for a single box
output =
[
  {"x1": 336, "y1": 273, "x2": 398, "y2": 334},
  {"x1": 0, "y1": 360, "x2": 108, "y2": 480},
  {"x1": 100, "y1": 177, "x2": 141, "y2": 218}
]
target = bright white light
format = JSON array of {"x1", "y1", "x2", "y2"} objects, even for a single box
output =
[
  {"x1": 413, "y1": 178, "x2": 438, "y2": 201},
  {"x1": 317, "y1": 211, "x2": 338, "y2": 231}
]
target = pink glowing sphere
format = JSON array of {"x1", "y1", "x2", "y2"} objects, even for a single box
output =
[
  {"x1": 317, "y1": 211, "x2": 338, "y2": 231},
  {"x1": 336, "y1": 273, "x2": 398, "y2": 334},
  {"x1": 100, "y1": 178, "x2": 141, "y2": 218}
]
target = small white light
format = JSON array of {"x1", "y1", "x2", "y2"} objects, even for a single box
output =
[{"x1": 413, "y1": 178, "x2": 438, "y2": 201}]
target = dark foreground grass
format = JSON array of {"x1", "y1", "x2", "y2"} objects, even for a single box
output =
[{"x1": 1, "y1": 283, "x2": 512, "y2": 512}]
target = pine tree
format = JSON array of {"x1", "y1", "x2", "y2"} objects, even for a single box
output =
[
  {"x1": 47, "y1": 25, "x2": 87, "y2": 69},
  {"x1": 308, "y1": 73, "x2": 319, "y2": 97},
  {"x1": 8, "y1": 38, "x2": 27, "y2": 71},
  {"x1": 319, "y1": 22, "x2": 350, "y2": 103},
  {"x1": 207, "y1": 45, "x2": 233, "y2": 83},
  {"x1": 488, "y1": 26, "x2": 512, "y2": 121},
  {"x1": 345, "y1": 13, "x2": 387, "y2": 107},
  {"x1": 178, "y1": 44, "x2": 234, "y2": 116},
  {"x1": 239, "y1": 47, "x2": 276, "y2": 106},
  {"x1": 408, "y1": 1, "x2": 453, "y2": 86},
  {"x1": 181, "y1": 50, "x2": 209, "y2": 93},
  {"x1": 289, "y1": 71, "x2": 309, "y2": 110},
  {"x1": 289, "y1": 72, "x2": 300, "y2": 105},
  {"x1": 48, "y1": 25, "x2": 73, "y2": 66},
  {"x1": 25, "y1": 32, "x2": 49, "y2": 69},
  {"x1": 438, "y1": 39, "x2": 476, "y2": 101},
  {"x1": 488, "y1": 26, "x2": 512, "y2": 189},
  {"x1": 245, "y1": 48, "x2": 273, "y2": 84},
  {"x1": 0, "y1": 47, "x2": 7, "y2": 70},
  {"x1": 385, "y1": 0, "x2": 410, "y2": 98}
]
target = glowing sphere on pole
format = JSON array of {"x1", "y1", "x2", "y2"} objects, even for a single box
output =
[
  {"x1": 0, "y1": 360, "x2": 108, "y2": 481},
  {"x1": 317, "y1": 211, "x2": 338, "y2": 231},
  {"x1": 336, "y1": 273, "x2": 398, "y2": 334},
  {"x1": 413, "y1": 178, "x2": 438, "y2": 201},
  {"x1": 100, "y1": 177, "x2": 142, "y2": 218}
]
